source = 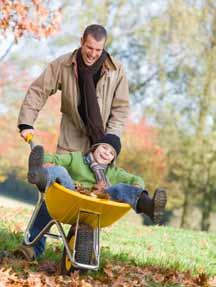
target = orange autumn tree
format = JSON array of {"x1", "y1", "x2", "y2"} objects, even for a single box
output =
[
  {"x1": 0, "y1": 62, "x2": 30, "y2": 164},
  {"x1": 118, "y1": 117, "x2": 167, "y2": 192},
  {"x1": 0, "y1": 61, "x2": 61, "y2": 173},
  {"x1": 0, "y1": 0, "x2": 61, "y2": 42},
  {"x1": 0, "y1": 0, "x2": 62, "y2": 174}
]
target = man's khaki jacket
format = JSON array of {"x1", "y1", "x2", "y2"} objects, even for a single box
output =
[{"x1": 18, "y1": 50, "x2": 129, "y2": 153}]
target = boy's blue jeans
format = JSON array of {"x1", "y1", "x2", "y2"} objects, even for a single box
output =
[{"x1": 28, "y1": 166, "x2": 143, "y2": 257}]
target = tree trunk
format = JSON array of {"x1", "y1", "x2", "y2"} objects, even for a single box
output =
[
  {"x1": 180, "y1": 182, "x2": 196, "y2": 229},
  {"x1": 201, "y1": 187, "x2": 212, "y2": 231}
]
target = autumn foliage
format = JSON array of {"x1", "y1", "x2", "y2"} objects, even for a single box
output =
[
  {"x1": 119, "y1": 117, "x2": 167, "y2": 191},
  {"x1": 0, "y1": 60, "x2": 61, "y2": 176},
  {"x1": 0, "y1": 0, "x2": 61, "y2": 41}
]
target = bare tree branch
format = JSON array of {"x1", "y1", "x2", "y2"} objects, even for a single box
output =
[
  {"x1": 0, "y1": 41, "x2": 15, "y2": 62},
  {"x1": 130, "y1": 70, "x2": 158, "y2": 95}
]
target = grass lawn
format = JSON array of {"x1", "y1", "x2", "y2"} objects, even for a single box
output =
[
  {"x1": 0, "y1": 203, "x2": 215, "y2": 286},
  {"x1": 101, "y1": 214, "x2": 216, "y2": 276}
]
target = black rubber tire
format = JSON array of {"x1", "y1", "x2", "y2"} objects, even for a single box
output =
[{"x1": 61, "y1": 223, "x2": 94, "y2": 275}]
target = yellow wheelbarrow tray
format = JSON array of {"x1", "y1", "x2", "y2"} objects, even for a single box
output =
[{"x1": 24, "y1": 182, "x2": 131, "y2": 271}]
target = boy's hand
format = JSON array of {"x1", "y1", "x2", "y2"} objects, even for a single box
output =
[
  {"x1": 43, "y1": 163, "x2": 55, "y2": 168},
  {"x1": 92, "y1": 181, "x2": 106, "y2": 192},
  {"x1": 133, "y1": 184, "x2": 142, "y2": 188},
  {"x1": 91, "y1": 181, "x2": 110, "y2": 199},
  {"x1": 76, "y1": 185, "x2": 92, "y2": 195}
]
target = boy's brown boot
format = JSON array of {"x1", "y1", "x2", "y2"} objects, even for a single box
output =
[
  {"x1": 28, "y1": 145, "x2": 47, "y2": 192},
  {"x1": 137, "y1": 189, "x2": 167, "y2": 225}
]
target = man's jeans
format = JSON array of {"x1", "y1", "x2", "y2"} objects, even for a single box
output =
[{"x1": 28, "y1": 166, "x2": 143, "y2": 257}]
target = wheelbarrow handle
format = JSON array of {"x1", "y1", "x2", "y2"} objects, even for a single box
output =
[{"x1": 25, "y1": 133, "x2": 35, "y2": 150}]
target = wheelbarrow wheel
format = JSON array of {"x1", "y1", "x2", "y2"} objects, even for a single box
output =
[{"x1": 61, "y1": 223, "x2": 94, "y2": 275}]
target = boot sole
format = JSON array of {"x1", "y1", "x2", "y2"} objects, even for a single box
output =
[
  {"x1": 28, "y1": 145, "x2": 44, "y2": 184},
  {"x1": 153, "y1": 189, "x2": 167, "y2": 225}
]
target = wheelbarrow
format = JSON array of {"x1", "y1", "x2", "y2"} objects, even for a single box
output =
[{"x1": 23, "y1": 135, "x2": 131, "y2": 274}]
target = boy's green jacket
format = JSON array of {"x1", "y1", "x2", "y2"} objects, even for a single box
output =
[{"x1": 44, "y1": 152, "x2": 144, "y2": 189}]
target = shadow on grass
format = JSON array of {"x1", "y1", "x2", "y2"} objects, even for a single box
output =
[{"x1": 0, "y1": 171, "x2": 37, "y2": 205}]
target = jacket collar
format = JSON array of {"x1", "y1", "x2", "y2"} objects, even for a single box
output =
[{"x1": 63, "y1": 49, "x2": 117, "y2": 72}]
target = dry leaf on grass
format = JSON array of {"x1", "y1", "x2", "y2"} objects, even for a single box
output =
[
  {"x1": 0, "y1": 258, "x2": 211, "y2": 287},
  {"x1": 38, "y1": 261, "x2": 58, "y2": 275}
]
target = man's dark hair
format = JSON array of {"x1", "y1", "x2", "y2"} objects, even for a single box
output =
[{"x1": 83, "y1": 24, "x2": 107, "y2": 42}]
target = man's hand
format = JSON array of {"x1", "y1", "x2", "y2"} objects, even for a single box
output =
[{"x1": 20, "y1": 129, "x2": 35, "y2": 141}]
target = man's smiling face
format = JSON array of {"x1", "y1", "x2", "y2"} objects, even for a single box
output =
[{"x1": 80, "y1": 34, "x2": 105, "y2": 66}]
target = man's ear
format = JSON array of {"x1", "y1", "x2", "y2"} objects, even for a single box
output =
[{"x1": 80, "y1": 37, "x2": 84, "y2": 46}]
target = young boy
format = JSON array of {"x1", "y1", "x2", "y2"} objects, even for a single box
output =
[{"x1": 16, "y1": 134, "x2": 167, "y2": 261}]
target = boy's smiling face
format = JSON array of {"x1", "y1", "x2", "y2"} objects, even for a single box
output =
[{"x1": 93, "y1": 144, "x2": 116, "y2": 165}]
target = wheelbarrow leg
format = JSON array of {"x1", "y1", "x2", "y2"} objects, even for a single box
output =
[{"x1": 24, "y1": 192, "x2": 64, "y2": 248}]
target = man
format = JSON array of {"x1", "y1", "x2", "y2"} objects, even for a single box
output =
[{"x1": 18, "y1": 24, "x2": 129, "y2": 152}]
